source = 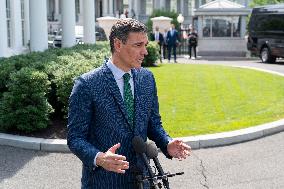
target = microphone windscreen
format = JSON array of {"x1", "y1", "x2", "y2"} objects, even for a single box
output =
[
  {"x1": 132, "y1": 136, "x2": 147, "y2": 154},
  {"x1": 146, "y1": 141, "x2": 158, "y2": 158}
]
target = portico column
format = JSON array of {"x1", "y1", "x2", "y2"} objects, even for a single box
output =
[
  {"x1": 83, "y1": 0, "x2": 96, "y2": 44},
  {"x1": 103, "y1": 0, "x2": 108, "y2": 16},
  {"x1": 30, "y1": 0, "x2": 48, "y2": 52},
  {"x1": 165, "y1": 0, "x2": 170, "y2": 11},
  {"x1": 160, "y1": 0, "x2": 166, "y2": 9},
  {"x1": 10, "y1": 0, "x2": 23, "y2": 50},
  {"x1": 109, "y1": 0, "x2": 114, "y2": 16},
  {"x1": 24, "y1": 0, "x2": 30, "y2": 47},
  {"x1": 128, "y1": 0, "x2": 133, "y2": 18},
  {"x1": 133, "y1": 0, "x2": 139, "y2": 19},
  {"x1": 177, "y1": 0, "x2": 181, "y2": 13},
  {"x1": 141, "y1": 0, "x2": 146, "y2": 15},
  {"x1": 0, "y1": 0, "x2": 8, "y2": 57},
  {"x1": 240, "y1": 16, "x2": 246, "y2": 38},
  {"x1": 153, "y1": 0, "x2": 159, "y2": 10},
  {"x1": 62, "y1": 0, "x2": 76, "y2": 47}
]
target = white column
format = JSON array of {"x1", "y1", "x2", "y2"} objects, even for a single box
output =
[
  {"x1": 30, "y1": 0, "x2": 48, "y2": 52},
  {"x1": 61, "y1": 0, "x2": 76, "y2": 47},
  {"x1": 153, "y1": 0, "x2": 159, "y2": 10},
  {"x1": 55, "y1": 0, "x2": 59, "y2": 14},
  {"x1": 24, "y1": 0, "x2": 30, "y2": 47},
  {"x1": 133, "y1": 0, "x2": 139, "y2": 19},
  {"x1": 0, "y1": 0, "x2": 8, "y2": 57},
  {"x1": 241, "y1": 16, "x2": 246, "y2": 38},
  {"x1": 109, "y1": 0, "x2": 114, "y2": 16},
  {"x1": 103, "y1": 0, "x2": 108, "y2": 16},
  {"x1": 197, "y1": 16, "x2": 202, "y2": 38},
  {"x1": 160, "y1": 0, "x2": 166, "y2": 9},
  {"x1": 54, "y1": 0, "x2": 60, "y2": 21},
  {"x1": 10, "y1": 0, "x2": 23, "y2": 51},
  {"x1": 83, "y1": 0, "x2": 96, "y2": 44},
  {"x1": 128, "y1": 0, "x2": 133, "y2": 18}
]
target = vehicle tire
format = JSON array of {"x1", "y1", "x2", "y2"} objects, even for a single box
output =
[{"x1": 260, "y1": 47, "x2": 276, "y2": 63}]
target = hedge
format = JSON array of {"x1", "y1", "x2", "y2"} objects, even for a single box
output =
[{"x1": 0, "y1": 40, "x2": 159, "y2": 133}]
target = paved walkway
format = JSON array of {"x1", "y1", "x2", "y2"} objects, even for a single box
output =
[{"x1": 1, "y1": 58, "x2": 284, "y2": 152}]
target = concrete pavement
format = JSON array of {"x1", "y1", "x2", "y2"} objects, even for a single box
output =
[{"x1": 1, "y1": 58, "x2": 284, "y2": 152}]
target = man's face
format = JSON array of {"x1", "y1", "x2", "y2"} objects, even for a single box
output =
[{"x1": 114, "y1": 32, "x2": 148, "y2": 71}]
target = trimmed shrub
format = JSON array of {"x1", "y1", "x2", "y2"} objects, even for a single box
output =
[
  {"x1": 0, "y1": 42, "x2": 111, "y2": 133},
  {"x1": 142, "y1": 41, "x2": 160, "y2": 67},
  {"x1": 0, "y1": 68, "x2": 53, "y2": 132}
]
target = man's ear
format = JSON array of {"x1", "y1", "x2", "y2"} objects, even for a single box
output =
[{"x1": 114, "y1": 38, "x2": 122, "y2": 53}]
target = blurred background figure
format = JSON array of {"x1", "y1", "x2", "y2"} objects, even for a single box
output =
[
  {"x1": 150, "y1": 26, "x2": 164, "y2": 62},
  {"x1": 188, "y1": 28, "x2": 198, "y2": 59}
]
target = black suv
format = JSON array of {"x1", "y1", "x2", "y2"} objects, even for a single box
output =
[{"x1": 247, "y1": 4, "x2": 284, "y2": 63}]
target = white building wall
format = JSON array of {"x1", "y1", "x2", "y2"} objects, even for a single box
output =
[
  {"x1": 198, "y1": 38, "x2": 247, "y2": 56},
  {"x1": 0, "y1": 0, "x2": 8, "y2": 57}
]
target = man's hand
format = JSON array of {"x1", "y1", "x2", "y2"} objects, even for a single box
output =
[
  {"x1": 167, "y1": 139, "x2": 191, "y2": 160},
  {"x1": 96, "y1": 143, "x2": 129, "y2": 174}
]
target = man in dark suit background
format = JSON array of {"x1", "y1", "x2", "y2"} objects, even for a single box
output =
[
  {"x1": 166, "y1": 24, "x2": 179, "y2": 63},
  {"x1": 67, "y1": 19, "x2": 191, "y2": 189},
  {"x1": 150, "y1": 26, "x2": 164, "y2": 62}
]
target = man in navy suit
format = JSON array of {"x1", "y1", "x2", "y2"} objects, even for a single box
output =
[
  {"x1": 166, "y1": 24, "x2": 179, "y2": 63},
  {"x1": 150, "y1": 26, "x2": 164, "y2": 62},
  {"x1": 67, "y1": 19, "x2": 191, "y2": 189}
]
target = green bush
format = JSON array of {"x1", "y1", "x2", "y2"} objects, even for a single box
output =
[
  {"x1": 142, "y1": 41, "x2": 160, "y2": 67},
  {"x1": 0, "y1": 42, "x2": 110, "y2": 133},
  {"x1": 0, "y1": 68, "x2": 53, "y2": 132},
  {"x1": 50, "y1": 49, "x2": 109, "y2": 114}
]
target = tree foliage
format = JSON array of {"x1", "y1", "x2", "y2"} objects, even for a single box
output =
[{"x1": 250, "y1": 0, "x2": 284, "y2": 7}]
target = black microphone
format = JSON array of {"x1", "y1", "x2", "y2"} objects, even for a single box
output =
[
  {"x1": 146, "y1": 141, "x2": 170, "y2": 189},
  {"x1": 132, "y1": 136, "x2": 159, "y2": 189}
]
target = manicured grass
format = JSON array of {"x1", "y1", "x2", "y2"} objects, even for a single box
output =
[{"x1": 149, "y1": 64, "x2": 284, "y2": 137}]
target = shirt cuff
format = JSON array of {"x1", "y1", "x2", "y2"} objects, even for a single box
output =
[{"x1": 93, "y1": 152, "x2": 103, "y2": 169}]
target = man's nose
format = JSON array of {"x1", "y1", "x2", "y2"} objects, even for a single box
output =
[{"x1": 142, "y1": 46, "x2": 148, "y2": 56}]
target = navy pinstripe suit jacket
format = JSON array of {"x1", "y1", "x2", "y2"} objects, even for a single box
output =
[{"x1": 67, "y1": 61, "x2": 172, "y2": 189}]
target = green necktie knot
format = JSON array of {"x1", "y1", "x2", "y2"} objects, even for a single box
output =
[
  {"x1": 123, "y1": 73, "x2": 134, "y2": 128},
  {"x1": 123, "y1": 73, "x2": 131, "y2": 83}
]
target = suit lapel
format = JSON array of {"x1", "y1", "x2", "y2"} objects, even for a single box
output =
[
  {"x1": 102, "y1": 63, "x2": 133, "y2": 130},
  {"x1": 132, "y1": 69, "x2": 142, "y2": 132}
]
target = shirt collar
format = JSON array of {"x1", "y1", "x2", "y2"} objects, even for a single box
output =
[{"x1": 107, "y1": 58, "x2": 132, "y2": 80}]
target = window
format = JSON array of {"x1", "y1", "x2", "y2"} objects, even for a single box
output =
[
  {"x1": 170, "y1": 0, "x2": 177, "y2": 12},
  {"x1": 146, "y1": 0, "x2": 153, "y2": 15},
  {"x1": 6, "y1": 0, "x2": 11, "y2": 47},
  {"x1": 21, "y1": 0, "x2": 25, "y2": 46},
  {"x1": 202, "y1": 16, "x2": 241, "y2": 38},
  {"x1": 75, "y1": 0, "x2": 80, "y2": 22},
  {"x1": 202, "y1": 16, "x2": 211, "y2": 37}
]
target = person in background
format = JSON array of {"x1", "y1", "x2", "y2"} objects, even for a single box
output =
[
  {"x1": 150, "y1": 26, "x2": 164, "y2": 62},
  {"x1": 67, "y1": 19, "x2": 191, "y2": 189},
  {"x1": 166, "y1": 24, "x2": 179, "y2": 63},
  {"x1": 188, "y1": 28, "x2": 198, "y2": 59},
  {"x1": 162, "y1": 29, "x2": 168, "y2": 60}
]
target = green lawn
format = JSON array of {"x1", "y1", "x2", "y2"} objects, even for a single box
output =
[{"x1": 149, "y1": 64, "x2": 284, "y2": 137}]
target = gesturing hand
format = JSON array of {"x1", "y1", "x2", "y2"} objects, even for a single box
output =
[
  {"x1": 96, "y1": 143, "x2": 129, "y2": 174},
  {"x1": 167, "y1": 139, "x2": 191, "y2": 160}
]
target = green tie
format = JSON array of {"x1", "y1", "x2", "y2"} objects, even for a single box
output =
[{"x1": 123, "y1": 73, "x2": 134, "y2": 128}]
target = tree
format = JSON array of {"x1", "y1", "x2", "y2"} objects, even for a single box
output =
[{"x1": 250, "y1": 0, "x2": 284, "y2": 7}]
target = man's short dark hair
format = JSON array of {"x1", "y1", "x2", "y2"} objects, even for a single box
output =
[{"x1": 109, "y1": 19, "x2": 147, "y2": 53}]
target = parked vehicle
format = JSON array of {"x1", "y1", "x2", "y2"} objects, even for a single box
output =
[
  {"x1": 49, "y1": 25, "x2": 107, "y2": 48},
  {"x1": 247, "y1": 4, "x2": 284, "y2": 63}
]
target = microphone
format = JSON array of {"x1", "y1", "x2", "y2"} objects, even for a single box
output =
[
  {"x1": 146, "y1": 141, "x2": 170, "y2": 189},
  {"x1": 132, "y1": 136, "x2": 159, "y2": 189}
]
